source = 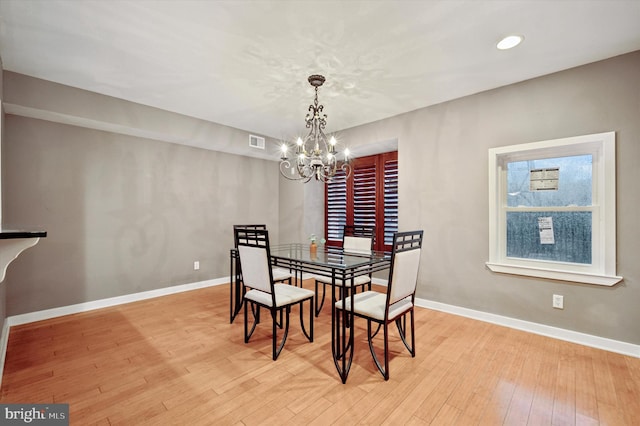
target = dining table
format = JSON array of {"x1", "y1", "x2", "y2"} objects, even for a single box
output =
[{"x1": 229, "y1": 243, "x2": 391, "y2": 383}]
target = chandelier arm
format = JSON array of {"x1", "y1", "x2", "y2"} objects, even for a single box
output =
[
  {"x1": 341, "y1": 163, "x2": 352, "y2": 179},
  {"x1": 280, "y1": 160, "x2": 311, "y2": 181}
]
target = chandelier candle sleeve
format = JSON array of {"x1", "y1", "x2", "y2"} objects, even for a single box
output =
[{"x1": 279, "y1": 75, "x2": 352, "y2": 183}]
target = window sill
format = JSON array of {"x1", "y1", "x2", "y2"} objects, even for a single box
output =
[{"x1": 485, "y1": 262, "x2": 623, "y2": 286}]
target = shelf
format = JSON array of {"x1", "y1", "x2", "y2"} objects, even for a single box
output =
[
  {"x1": 0, "y1": 229, "x2": 47, "y2": 239},
  {"x1": 0, "y1": 229, "x2": 47, "y2": 282}
]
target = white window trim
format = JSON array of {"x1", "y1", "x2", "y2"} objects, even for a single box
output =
[{"x1": 487, "y1": 132, "x2": 622, "y2": 286}]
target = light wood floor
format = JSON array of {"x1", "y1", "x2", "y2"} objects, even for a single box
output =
[{"x1": 1, "y1": 282, "x2": 639, "y2": 425}]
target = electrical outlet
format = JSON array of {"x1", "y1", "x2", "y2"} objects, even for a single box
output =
[
  {"x1": 552, "y1": 294, "x2": 564, "y2": 309},
  {"x1": 194, "y1": 261, "x2": 200, "y2": 271}
]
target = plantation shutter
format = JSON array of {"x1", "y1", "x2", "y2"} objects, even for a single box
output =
[
  {"x1": 353, "y1": 161, "x2": 377, "y2": 231},
  {"x1": 383, "y1": 155, "x2": 399, "y2": 251},
  {"x1": 325, "y1": 169, "x2": 347, "y2": 246},
  {"x1": 325, "y1": 151, "x2": 398, "y2": 252}
]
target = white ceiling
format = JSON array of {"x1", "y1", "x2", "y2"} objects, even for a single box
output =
[{"x1": 1, "y1": 0, "x2": 640, "y2": 149}]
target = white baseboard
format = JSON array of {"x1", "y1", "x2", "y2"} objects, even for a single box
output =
[
  {"x1": 415, "y1": 297, "x2": 640, "y2": 358},
  {"x1": 6, "y1": 278, "x2": 228, "y2": 327}
]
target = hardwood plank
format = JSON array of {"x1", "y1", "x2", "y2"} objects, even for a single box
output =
[
  {"x1": 411, "y1": 356, "x2": 470, "y2": 424},
  {"x1": 574, "y1": 346, "x2": 600, "y2": 424},
  {"x1": 503, "y1": 353, "x2": 540, "y2": 425},
  {"x1": 289, "y1": 396, "x2": 334, "y2": 424},
  {"x1": 383, "y1": 357, "x2": 454, "y2": 424},
  {"x1": 527, "y1": 342, "x2": 560, "y2": 425},
  {"x1": 606, "y1": 351, "x2": 640, "y2": 425},
  {"x1": 0, "y1": 281, "x2": 638, "y2": 425},
  {"x1": 476, "y1": 343, "x2": 524, "y2": 425},
  {"x1": 552, "y1": 347, "x2": 577, "y2": 425},
  {"x1": 429, "y1": 402, "x2": 462, "y2": 425}
]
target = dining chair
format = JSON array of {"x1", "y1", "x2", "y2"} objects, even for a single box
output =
[
  {"x1": 335, "y1": 230, "x2": 423, "y2": 380},
  {"x1": 237, "y1": 228, "x2": 314, "y2": 360},
  {"x1": 233, "y1": 224, "x2": 293, "y2": 284},
  {"x1": 314, "y1": 225, "x2": 375, "y2": 316},
  {"x1": 231, "y1": 224, "x2": 295, "y2": 323}
]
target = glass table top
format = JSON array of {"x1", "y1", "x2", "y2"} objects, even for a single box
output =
[{"x1": 270, "y1": 243, "x2": 390, "y2": 269}]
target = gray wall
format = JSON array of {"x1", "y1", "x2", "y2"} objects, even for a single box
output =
[
  {"x1": 2, "y1": 51, "x2": 639, "y2": 347},
  {"x1": 332, "y1": 51, "x2": 640, "y2": 345},
  {"x1": 278, "y1": 176, "x2": 324, "y2": 244},
  {"x1": 2, "y1": 83, "x2": 280, "y2": 316},
  {"x1": 278, "y1": 177, "x2": 305, "y2": 244},
  {"x1": 0, "y1": 59, "x2": 6, "y2": 330}
]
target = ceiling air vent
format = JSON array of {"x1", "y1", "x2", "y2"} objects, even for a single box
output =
[{"x1": 249, "y1": 135, "x2": 265, "y2": 150}]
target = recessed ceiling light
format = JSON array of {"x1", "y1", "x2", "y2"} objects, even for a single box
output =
[{"x1": 497, "y1": 35, "x2": 524, "y2": 50}]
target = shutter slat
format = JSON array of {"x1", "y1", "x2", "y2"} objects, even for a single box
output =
[
  {"x1": 354, "y1": 163, "x2": 377, "y2": 234},
  {"x1": 326, "y1": 169, "x2": 348, "y2": 242},
  {"x1": 384, "y1": 159, "x2": 399, "y2": 246}
]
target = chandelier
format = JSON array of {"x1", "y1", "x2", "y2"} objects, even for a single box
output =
[{"x1": 279, "y1": 75, "x2": 352, "y2": 183}]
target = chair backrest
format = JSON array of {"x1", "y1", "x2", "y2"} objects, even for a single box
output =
[
  {"x1": 233, "y1": 224, "x2": 267, "y2": 248},
  {"x1": 343, "y1": 236, "x2": 373, "y2": 254},
  {"x1": 387, "y1": 230, "x2": 423, "y2": 306},
  {"x1": 235, "y1": 228, "x2": 274, "y2": 294},
  {"x1": 342, "y1": 225, "x2": 375, "y2": 254}
]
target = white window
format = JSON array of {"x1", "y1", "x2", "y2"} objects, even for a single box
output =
[{"x1": 487, "y1": 132, "x2": 622, "y2": 286}]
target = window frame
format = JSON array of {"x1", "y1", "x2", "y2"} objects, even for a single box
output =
[{"x1": 486, "y1": 132, "x2": 622, "y2": 286}]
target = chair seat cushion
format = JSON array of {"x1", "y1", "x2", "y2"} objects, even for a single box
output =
[
  {"x1": 314, "y1": 274, "x2": 371, "y2": 287},
  {"x1": 246, "y1": 284, "x2": 314, "y2": 308},
  {"x1": 272, "y1": 267, "x2": 293, "y2": 282},
  {"x1": 335, "y1": 291, "x2": 412, "y2": 321}
]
